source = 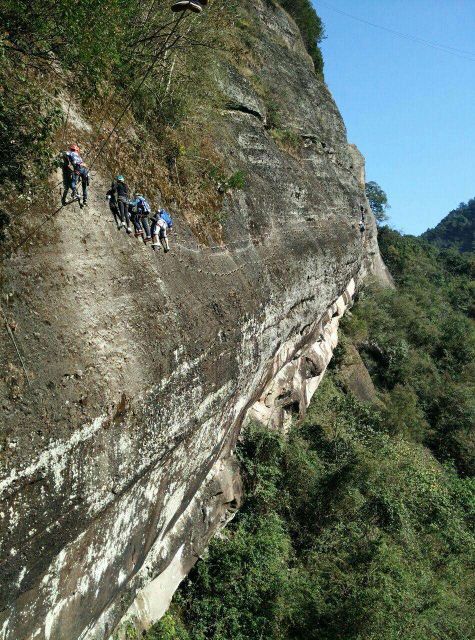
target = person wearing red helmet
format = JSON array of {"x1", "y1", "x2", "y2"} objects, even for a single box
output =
[{"x1": 61, "y1": 144, "x2": 89, "y2": 208}]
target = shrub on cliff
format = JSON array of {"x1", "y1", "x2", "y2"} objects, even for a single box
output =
[
  {"x1": 365, "y1": 180, "x2": 390, "y2": 224},
  {"x1": 0, "y1": 61, "x2": 63, "y2": 244}
]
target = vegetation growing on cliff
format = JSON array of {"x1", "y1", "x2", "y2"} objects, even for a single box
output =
[
  {"x1": 365, "y1": 181, "x2": 390, "y2": 224},
  {"x1": 279, "y1": 0, "x2": 325, "y2": 74},
  {"x1": 0, "y1": 0, "x2": 245, "y2": 244},
  {"x1": 148, "y1": 227, "x2": 475, "y2": 640}
]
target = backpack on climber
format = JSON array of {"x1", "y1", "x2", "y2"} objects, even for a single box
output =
[
  {"x1": 106, "y1": 176, "x2": 132, "y2": 233},
  {"x1": 151, "y1": 209, "x2": 173, "y2": 253},
  {"x1": 129, "y1": 193, "x2": 152, "y2": 242}
]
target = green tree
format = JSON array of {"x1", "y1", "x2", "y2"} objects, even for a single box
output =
[
  {"x1": 365, "y1": 180, "x2": 390, "y2": 223},
  {"x1": 149, "y1": 383, "x2": 475, "y2": 640}
]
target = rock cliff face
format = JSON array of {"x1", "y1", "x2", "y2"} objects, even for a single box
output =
[{"x1": 0, "y1": 2, "x2": 388, "y2": 638}]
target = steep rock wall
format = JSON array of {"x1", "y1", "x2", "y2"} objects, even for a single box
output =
[{"x1": 0, "y1": 2, "x2": 385, "y2": 638}]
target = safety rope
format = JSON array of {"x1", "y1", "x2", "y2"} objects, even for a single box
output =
[
  {"x1": 0, "y1": 304, "x2": 31, "y2": 387},
  {"x1": 62, "y1": 93, "x2": 73, "y2": 147},
  {"x1": 14, "y1": 203, "x2": 65, "y2": 252}
]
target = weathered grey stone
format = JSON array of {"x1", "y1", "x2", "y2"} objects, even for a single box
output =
[
  {"x1": 338, "y1": 342, "x2": 380, "y2": 404},
  {"x1": 247, "y1": 279, "x2": 357, "y2": 430},
  {"x1": 0, "y1": 2, "x2": 388, "y2": 638}
]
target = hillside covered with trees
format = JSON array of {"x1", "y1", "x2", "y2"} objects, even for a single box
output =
[
  {"x1": 144, "y1": 225, "x2": 475, "y2": 640},
  {"x1": 422, "y1": 199, "x2": 475, "y2": 253}
]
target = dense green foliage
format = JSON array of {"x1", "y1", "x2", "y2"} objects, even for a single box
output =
[
  {"x1": 1, "y1": 0, "x2": 139, "y2": 84},
  {"x1": 148, "y1": 380, "x2": 474, "y2": 640},
  {"x1": 422, "y1": 199, "x2": 475, "y2": 253},
  {"x1": 365, "y1": 181, "x2": 390, "y2": 224},
  {"x1": 146, "y1": 227, "x2": 474, "y2": 639},
  {"x1": 0, "y1": 64, "x2": 62, "y2": 241},
  {"x1": 359, "y1": 227, "x2": 475, "y2": 475},
  {"x1": 279, "y1": 0, "x2": 325, "y2": 74}
]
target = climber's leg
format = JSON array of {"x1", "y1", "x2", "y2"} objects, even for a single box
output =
[
  {"x1": 142, "y1": 216, "x2": 152, "y2": 243},
  {"x1": 150, "y1": 219, "x2": 160, "y2": 250},
  {"x1": 160, "y1": 227, "x2": 170, "y2": 253},
  {"x1": 62, "y1": 169, "x2": 71, "y2": 205},
  {"x1": 133, "y1": 213, "x2": 143, "y2": 237},
  {"x1": 71, "y1": 172, "x2": 79, "y2": 199},
  {"x1": 80, "y1": 167, "x2": 89, "y2": 206},
  {"x1": 118, "y1": 199, "x2": 131, "y2": 232},
  {"x1": 110, "y1": 203, "x2": 122, "y2": 229}
]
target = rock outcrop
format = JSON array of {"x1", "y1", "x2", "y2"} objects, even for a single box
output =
[{"x1": 0, "y1": 2, "x2": 386, "y2": 638}]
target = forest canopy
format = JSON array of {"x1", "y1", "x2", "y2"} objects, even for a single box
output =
[{"x1": 422, "y1": 199, "x2": 475, "y2": 253}]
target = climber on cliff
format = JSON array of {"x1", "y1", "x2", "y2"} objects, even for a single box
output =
[
  {"x1": 359, "y1": 205, "x2": 366, "y2": 234},
  {"x1": 106, "y1": 176, "x2": 132, "y2": 233},
  {"x1": 129, "y1": 193, "x2": 152, "y2": 242},
  {"x1": 171, "y1": 0, "x2": 208, "y2": 13},
  {"x1": 61, "y1": 144, "x2": 89, "y2": 208},
  {"x1": 150, "y1": 208, "x2": 173, "y2": 253}
]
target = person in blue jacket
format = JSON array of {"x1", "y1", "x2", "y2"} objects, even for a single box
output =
[
  {"x1": 129, "y1": 193, "x2": 152, "y2": 242},
  {"x1": 151, "y1": 209, "x2": 173, "y2": 252}
]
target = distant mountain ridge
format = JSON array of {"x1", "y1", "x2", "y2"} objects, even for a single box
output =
[{"x1": 422, "y1": 199, "x2": 475, "y2": 253}]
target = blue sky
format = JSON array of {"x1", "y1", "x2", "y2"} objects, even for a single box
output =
[{"x1": 314, "y1": 0, "x2": 475, "y2": 234}]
